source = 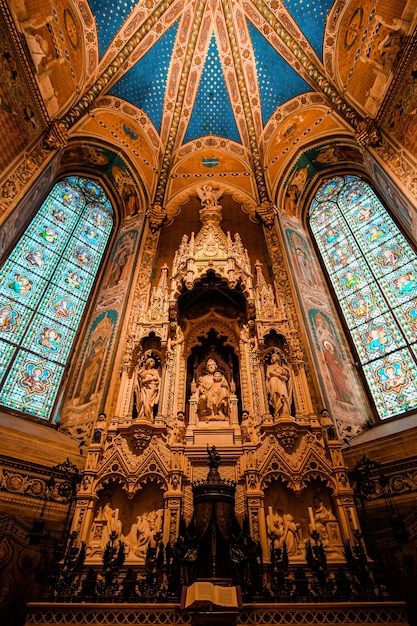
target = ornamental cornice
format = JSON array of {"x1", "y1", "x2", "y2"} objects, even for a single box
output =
[{"x1": 0, "y1": 455, "x2": 82, "y2": 503}]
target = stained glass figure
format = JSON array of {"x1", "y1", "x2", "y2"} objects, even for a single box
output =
[
  {"x1": 0, "y1": 176, "x2": 113, "y2": 420},
  {"x1": 310, "y1": 175, "x2": 417, "y2": 419}
]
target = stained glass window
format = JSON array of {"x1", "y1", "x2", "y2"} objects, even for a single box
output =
[
  {"x1": 310, "y1": 175, "x2": 417, "y2": 420},
  {"x1": 0, "y1": 176, "x2": 113, "y2": 421}
]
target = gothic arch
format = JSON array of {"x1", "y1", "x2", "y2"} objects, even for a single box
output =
[
  {"x1": 308, "y1": 174, "x2": 417, "y2": 421},
  {"x1": 0, "y1": 175, "x2": 114, "y2": 422}
]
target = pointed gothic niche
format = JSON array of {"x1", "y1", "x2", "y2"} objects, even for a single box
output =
[
  {"x1": 169, "y1": 189, "x2": 259, "y2": 427},
  {"x1": 178, "y1": 271, "x2": 245, "y2": 422}
]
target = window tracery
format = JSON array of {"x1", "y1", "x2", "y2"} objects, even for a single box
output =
[
  {"x1": 310, "y1": 174, "x2": 417, "y2": 419},
  {"x1": 0, "y1": 176, "x2": 113, "y2": 420}
]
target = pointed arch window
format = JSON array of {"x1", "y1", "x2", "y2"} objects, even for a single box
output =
[
  {"x1": 0, "y1": 176, "x2": 113, "y2": 421},
  {"x1": 310, "y1": 175, "x2": 417, "y2": 420}
]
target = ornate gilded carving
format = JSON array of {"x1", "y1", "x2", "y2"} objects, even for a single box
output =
[
  {"x1": 44, "y1": 120, "x2": 69, "y2": 149},
  {"x1": 256, "y1": 200, "x2": 277, "y2": 229},
  {"x1": 147, "y1": 203, "x2": 167, "y2": 232},
  {"x1": 355, "y1": 117, "x2": 382, "y2": 146},
  {"x1": 275, "y1": 423, "x2": 299, "y2": 451},
  {"x1": 169, "y1": 197, "x2": 254, "y2": 299},
  {"x1": 130, "y1": 426, "x2": 154, "y2": 453}
]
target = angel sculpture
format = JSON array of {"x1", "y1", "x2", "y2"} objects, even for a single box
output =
[{"x1": 196, "y1": 184, "x2": 222, "y2": 209}]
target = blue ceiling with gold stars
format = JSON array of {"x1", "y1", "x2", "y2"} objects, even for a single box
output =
[
  {"x1": 89, "y1": 0, "x2": 138, "y2": 58},
  {"x1": 248, "y1": 22, "x2": 312, "y2": 124},
  {"x1": 87, "y1": 0, "x2": 333, "y2": 146},
  {"x1": 184, "y1": 34, "x2": 241, "y2": 144},
  {"x1": 283, "y1": 0, "x2": 334, "y2": 59},
  {"x1": 108, "y1": 22, "x2": 180, "y2": 132}
]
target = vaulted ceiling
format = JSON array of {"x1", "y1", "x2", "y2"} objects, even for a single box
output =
[{"x1": 5, "y1": 0, "x2": 415, "y2": 216}]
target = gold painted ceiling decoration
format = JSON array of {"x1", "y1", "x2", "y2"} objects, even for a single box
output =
[
  {"x1": 7, "y1": 0, "x2": 414, "y2": 207},
  {"x1": 57, "y1": 0, "x2": 361, "y2": 204}
]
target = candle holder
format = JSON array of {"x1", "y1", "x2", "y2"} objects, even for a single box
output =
[{"x1": 310, "y1": 529, "x2": 321, "y2": 543}]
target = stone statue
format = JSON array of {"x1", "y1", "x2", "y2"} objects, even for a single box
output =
[
  {"x1": 311, "y1": 496, "x2": 338, "y2": 550},
  {"x1": 207, "y1": 444, "x2": 221, "y2": 470},
  {"x1": 196, "y1": 184, "x2": 222, "y2": 209},
  {"x1": 313, "y1": 496, "x2": 336, "y2": 525},
  {"x1": 241, "y1": 411, "x2": 259, "y2": 444},
  {"x1": 196, "y1": 357, "x2": 230, "y2": 420},
  {"x1": 123, "y1": 508, "x2": 164, "y2": 559},
  {"x1": 168, "y1": 324, "x2": 184, "y2": 355},
  {"x1": 136, "y1": 356, "x2": 161, "y2": 421},
  {"x1": 265, "y1": 352, "x2": 293, "y2": 418},
  {"x1": 267, "y1": 507, "x2": 285, "y2": 549},
  {"x1": 267, "y1": 508, "x2": 301, "y2": 556},
  {"x1": 168, "y1": 411, "x2": 186, "y2": 445},
  {"x1": 97, "y1": 500, "x2": 122, "y2": 550},
  {"x1": 283, "y1": 514, "x2": 301, "y2": 556}
]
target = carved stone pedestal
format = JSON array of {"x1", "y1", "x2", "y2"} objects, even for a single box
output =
[{"x1": 190, "y1": 425, "x2": 238, "y2": 446}]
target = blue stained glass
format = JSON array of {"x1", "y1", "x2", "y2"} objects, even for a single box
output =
[
  {"x1": 310, "y1": 175, "x2": 417, "y2": 421},
  {"x1": 326, "y1": 242, "x2": 356, "y2": 274},
  {"x1": 400, "y1": 299, "x2": 417, "y2": 342},
  {"x1": 355, "y1": 218, "x2": 392, "y2": 251},
  {"x1": 87, "y1": 205, "x2": 113, "y2": 231},
  {"x1": 348, "y1": 203, "x2": 377, "y2": 227},
  {"x1": 351, "y1": 313, "x2": 406, "y2": 364},
  {"x1": 80, "y1": 225, "x2": 104, "y2": 249},
  {"x1": 312, "y1": 176, "x2": 344, "y2": 202},
  {"x1": 0, "y1": 338, "x2": 16, "y2": 377},
  {"x1": 363, "y1": 349, "x2": 417, "y2": 418},
  {"x1": 73, "y1": 217, "x2": 109, "y2": 256},
  {"x1": 77, "y1": 178, "x2": 108, "y2": 203},
  {"x1": 368, "y1": 238, "x2": 406, "y2": 278},
  {"x1": 22, "y1": 313, "x2": 75, "y2": 363},
  {"x1": 40, "y1": 286, "x2": 88, "y2": 330},
  {"x1": 53, "y1": 261, "x2": 91, "y2": 301},
  {"x1": 44, "y1": 196, "x2": 78, "y2": 225},
  {"x1": 35, "y1": 195, "x2": 77, "y2": 225},
  {"x1": 52, "y1": 180, "x2": 84, "y2": 211},
  {"x1": 0, "y1": 352, "x2": 65, "y2": 419},
  {"x1": 0, "y1": 176, "x2": 113, "y2": 421},
  {"x1": 332, "y1": 258, "x2": 373, "y2": 300},
  {"x1": 0, "y1": 261, "x2": 48, "y2": 308},
  {"x1": 339, "y1": 177, "x2": 369, "y2": 205},
  {"x1": 381, "y1": 262, "x2": 417, "y2": 308},
  {"x1": 20, "y1": 243, "x2": 54, "y2": 279},
  {"x1": 0, "y1": 299, "x2": 31, "y2": 344},
  {"x1": 68, "y1": 243, "x2": 97, "y2": 273},
  {"x1": 9, "y1": 235, "x2": 56, "y2": 280},
  {"x1": 342, "y1": 287, "x2": 387, "y2": 329},
  {"x1": 310, "y1": 201, "x2": 340, "y2": 228},
  {"x1": 29, "y1": 207, "x2": 73, "y2": 249}
]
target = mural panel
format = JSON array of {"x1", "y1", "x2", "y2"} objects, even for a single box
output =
[
  {"x1": 10, "y1": 0, "x2": 89, "y2": 116},
  {"x1": 282, "y1": 216, "x2": 371, "y2": 439},
  {"x1": 336, "y1": 0, "x2": 412, "y2": 116}
]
